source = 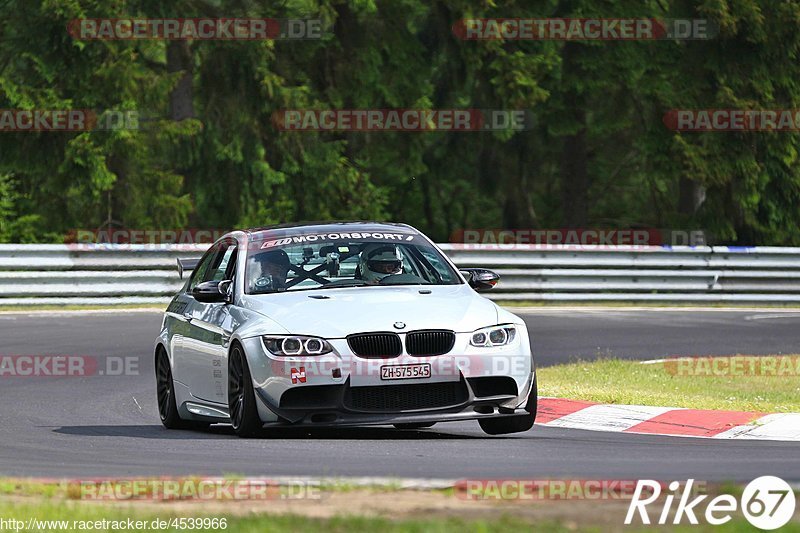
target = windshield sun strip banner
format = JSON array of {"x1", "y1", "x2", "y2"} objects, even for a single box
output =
[{"x1": 259, "y1": 232, "x2": 416, "y2": 249}]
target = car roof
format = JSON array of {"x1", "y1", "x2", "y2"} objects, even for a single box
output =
[{"x1": 243, "y1": 221, "x2": 420, "y2": 242}]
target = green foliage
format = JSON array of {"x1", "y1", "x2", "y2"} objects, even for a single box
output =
[
  {"x1": 0, "y1": 174, "x2": 16, "y2": 241},
  {"x1": 1, "y1": 0, "x2": 799, "y2": 244}
]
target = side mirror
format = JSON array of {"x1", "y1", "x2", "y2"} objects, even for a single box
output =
[
  {"x1": 218, "y1": 279, "x2": 234, "y2": 304},
  {"x1": 192, "y1": 280, "x2": 232, "y2": 303},
  {"x1": 461, "y1": 268, "x2": 500, "y2": 292}
]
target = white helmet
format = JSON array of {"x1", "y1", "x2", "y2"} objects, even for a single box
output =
[{"x1": 359, "y1": 243, "x2": 403, "y2": 283}]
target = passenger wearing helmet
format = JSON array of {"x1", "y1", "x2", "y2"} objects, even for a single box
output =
[
  {"x1": 358, "y1": 243, "x2": 403, "y2": 284},
  {"x1": 251, "y1": 249, "x2": 291, "y2": 292}
]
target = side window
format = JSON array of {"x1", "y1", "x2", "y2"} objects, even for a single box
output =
[
  {"x1": 420, "y1": 250, "x2": 456, "y2": 282},
  {"x1": 188, "y1": 245, "x2": 221, "y2": 291},
  {"x1": 187, "y1": 241, "x2": 238, "y2": 294},
  {"x1": 209, "y1": 244, "x2": 237, "y2": 281}
]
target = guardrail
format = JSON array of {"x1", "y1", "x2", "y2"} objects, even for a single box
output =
[
  {"x1": 1, "y1": 243, "x2": 799, "y2": 305},
  {"x1": 440, "y1": 244, "x2": 800, "y2": 303},
  {"x1": 0, "y1": 244, "x2": 204, "y2": 306}
]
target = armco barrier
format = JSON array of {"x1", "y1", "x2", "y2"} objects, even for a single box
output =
[
  {"x1": 1, "y1": 243, "x2": 799, "y2": 305},
  {"x1": 0, "y1": 244, "x2": 205, "y2": 306}
]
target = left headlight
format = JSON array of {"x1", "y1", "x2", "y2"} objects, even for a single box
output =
[
  {"x1": 470, "y1": 325, "x2": 517, "y2": 347},
  {"x1": 262, "y1": 335, "x2": 333, "y2": 356}
]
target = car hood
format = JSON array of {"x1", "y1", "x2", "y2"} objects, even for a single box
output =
[{"x1": 239, "y1": 284, "x2": 499, "y2": 338}]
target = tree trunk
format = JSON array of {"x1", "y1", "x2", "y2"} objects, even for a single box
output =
[
  {"x1": 167, "y1": 41, "x2": 194, "y2": 121},
  {"x1": 678, "y1": 176, "x2": 705, "y2": 214},
  {"x1": 560, "y1": 108, "x2": 588, "y2": 227},
  {"x1": 503, "y1": 132, "x2": 538, "y2": 229},
  {"x1": 559, "y1": 42, "x2": 589, "y2": 228}
]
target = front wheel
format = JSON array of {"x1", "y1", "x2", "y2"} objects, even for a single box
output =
[
  {"x1": 228, "y1": 344, "x2": 263, "y2": 438},
  {"x1": 479, "y1": 375, "x2": 537, "y2": 435}
]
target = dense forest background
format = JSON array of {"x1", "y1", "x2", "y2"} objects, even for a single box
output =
[{"x1": 1, "y1": 0, "x2": 799, "y2": 244}]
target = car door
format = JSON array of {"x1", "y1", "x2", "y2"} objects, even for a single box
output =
[
  {"x1": 169, "y1": 243, "x2": 219, "y2": 390},
  {"x1": 180, "y1": 239, "x2": 239, "y2": 404}
]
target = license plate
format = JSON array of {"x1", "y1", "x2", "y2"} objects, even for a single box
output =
[{"x1": 380, "y1": 363, "x2": 431, "y2": 380}]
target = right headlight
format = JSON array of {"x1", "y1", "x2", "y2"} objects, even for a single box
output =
[
  {"x1": 261, "y1": 335, "x2": 333, "y2": 356},
  {"x1": 470, "y1": 325, "x2": 516, "y2": 347}
]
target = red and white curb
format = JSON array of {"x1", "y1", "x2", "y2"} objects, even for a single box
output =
[{"x1": 536, "y1": 398, "x2": 800, "y2": 441}]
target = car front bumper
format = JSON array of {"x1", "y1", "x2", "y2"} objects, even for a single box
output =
[
  {"x1": 252, "y1": 373, "x2": 536, "y2": 428},
  {"x1": 239, "y1": 325, "x2": 534, "y2": 426}
]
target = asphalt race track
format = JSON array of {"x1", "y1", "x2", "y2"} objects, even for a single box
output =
[
  {"x1": 525, "y1": 308, "x2": 800, "y2": 366},
  {"x1": 1, "y1": 309, "x2": 798, "y2": 481}
]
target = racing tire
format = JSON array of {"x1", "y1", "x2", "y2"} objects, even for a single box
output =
[
  {"x1": 156, "y1": 348, "x2": 208, "y2": 430},
  {"x1": 228, "y1": 343, "x2": 263, "y2": 438},
  {"x1": 393, "y1": 423, "x2": 436, "y2": 430},
  {"x1": 479, "y1": 375, "x2": 537, "y2": 435}
]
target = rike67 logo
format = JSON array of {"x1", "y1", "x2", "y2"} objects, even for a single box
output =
[{"x1": 626, "y1": 477, "x2": 796, "y2": 530}]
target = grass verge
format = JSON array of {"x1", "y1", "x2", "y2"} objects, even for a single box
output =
[
  {"x1": 0, "y1": 500, "x2": 549, "y2": 533},
  {"x1": 1, "y1": 487, "x2": 797, "y2": 533},
  {"x1": 537, "y1": 357, "x2": 800, "y2": 412}
]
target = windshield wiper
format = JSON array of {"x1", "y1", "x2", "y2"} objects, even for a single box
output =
[{"x1": 315, "y1": 280, "x2": 370, "y2": 289}]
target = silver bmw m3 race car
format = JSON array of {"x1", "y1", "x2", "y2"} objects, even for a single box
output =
[{"x1": 154, "y1": 222, "x2": 537, "y2": 437}]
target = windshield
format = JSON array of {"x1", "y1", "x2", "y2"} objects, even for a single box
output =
[{"x1": 245, "y1": 231, "x2": 461, "y2": 294}]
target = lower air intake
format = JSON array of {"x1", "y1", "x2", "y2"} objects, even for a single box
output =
[{"x1": 347, "y1": 381, "x2": 467, "y2": 411}]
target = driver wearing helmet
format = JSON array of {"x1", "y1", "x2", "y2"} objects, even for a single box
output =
[
  {"x1": 358, "y1": 243, "x2": 404, "y2": 284},
  {"x1": 251, "y1": 249, "x2": 291, "y2": 292}
]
